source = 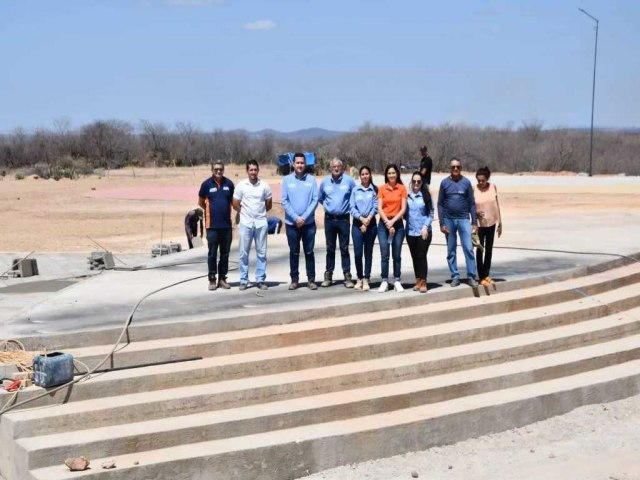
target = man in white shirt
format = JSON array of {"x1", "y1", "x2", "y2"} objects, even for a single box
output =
[{"x1": 232, "y1": 159, "x2": 273, "y2": 290}]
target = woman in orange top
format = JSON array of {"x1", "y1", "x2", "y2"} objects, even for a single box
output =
[
  {"x1": 474, "y1": 166, "x2": 502, "y2": 286},
  {"x1": 377, "y1": 164, "x2": 408, "y2": 293}
]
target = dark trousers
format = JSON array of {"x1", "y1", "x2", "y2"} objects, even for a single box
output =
[
  {"x1": 206, "y1": 228, "x2": 232, "y2": 280},
  {"x1": 324, "y1": 215, "x2": 351, "y2": 274},
  {"x1": 186, "y1": 227, "x2": 196, "y2": 249},
  {"x1": 406, "y1": 232, "x2": 432, "y2": 279},
  {"x1": 476, "y1": 224, "x2": 496, "y2": 279},
  {"x1": 285, "y1": 222, "x2": 316, "y2": 281},
  {"x1": 351, "y1": 219, "x2": 377, "y2": 280}
]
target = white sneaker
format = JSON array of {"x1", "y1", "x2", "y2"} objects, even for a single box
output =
[
  {"x1": 362, "y1": 278, "x2": 370, "y2": 291},
  {"x1": 378, "y1": 280, "x2": 389, "y2": 293},
  {"x1": 354, "y1": 279, "x2": 363, "y2": 290},
  {"x1": 393, "y1": 280, "x2": 404, "y2": 292}
]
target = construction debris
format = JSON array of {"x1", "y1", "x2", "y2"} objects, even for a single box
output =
[
  {"x1": 151, "y1": 242, "x2": 182, "y2": 257},
  {"x1": 64, "y1": 457, "x2": 90, "y2": 471},
  {"x1": 87, "y1": 251, "x2": 115, "y2": 270},
  {"x1": 101, "y1": 460, "x2": 116, "y2": 469}
]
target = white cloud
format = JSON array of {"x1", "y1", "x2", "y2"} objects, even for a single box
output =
[
  {"x1": 163, "y1": 0, "x2": 225, "y2": 6},
  {"x1": 243, "y1": 19, "x2": 277, "y2": 31}
]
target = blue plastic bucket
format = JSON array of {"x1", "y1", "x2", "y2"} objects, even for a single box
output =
[{"x1": 33, "y1": 352, "x2": 74, "y2": 388}]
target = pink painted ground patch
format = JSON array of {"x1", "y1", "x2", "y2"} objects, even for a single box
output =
[{"x1": 86, "y1": 184, "x2": 283, "y2": 202}]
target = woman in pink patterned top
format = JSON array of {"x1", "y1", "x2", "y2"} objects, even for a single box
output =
[{"x1": 473, "y1": 166, "x2": 502, "y2": 286}]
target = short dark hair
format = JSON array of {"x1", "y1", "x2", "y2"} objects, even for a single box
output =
[
  {"x1": 476, "y1": 165, "x2": 491, "y2": 179},
  {"x1": 246, "y1": 159, "x2": 259, "y2": 170},
  {"x1": 212, "y1": 160, "x2": 224, "y2": 168},
  {"x1": 420, "y1": 145, "x2": 428, "y2": 152},
  {"x1": 293, "y1": 152, "x2": 306, "y2": 162},
  {"x1": 450, "y1": 157, "x2": 461, "y2": 165}
]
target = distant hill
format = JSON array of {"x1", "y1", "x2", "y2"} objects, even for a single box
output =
[{"x1": 232, "y1": 128, "x2": 347, "y2": 141}]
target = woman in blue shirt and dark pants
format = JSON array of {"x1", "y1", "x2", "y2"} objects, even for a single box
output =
[
  {"x1": 406, "y1": 171, "x2": 434, "y2": 293},
  {"x1": 349, "y1": 166, "x2": 378, "y2": 291}
]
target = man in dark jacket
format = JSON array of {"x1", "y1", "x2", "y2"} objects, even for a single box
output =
[
  {"x1": 419, "y1": 145, "x2": 433, "y2": 186},
  {"x1": 184, "y1": 208, "x2": 204, "y2": 249}
]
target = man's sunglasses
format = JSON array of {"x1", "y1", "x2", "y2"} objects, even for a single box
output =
[{"x1": 451, "y1": 165, "x2": 461, "y2": 170}]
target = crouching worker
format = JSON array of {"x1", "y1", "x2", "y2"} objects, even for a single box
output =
[{"x1": 184, "y1": 207, "x2": 204, "y2": 249}]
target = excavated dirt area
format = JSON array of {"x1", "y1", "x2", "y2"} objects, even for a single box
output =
[{"x1": 1, "y1": 165, "x2": 639, "y2": 253}]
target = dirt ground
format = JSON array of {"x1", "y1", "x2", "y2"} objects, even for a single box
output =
[{"x1": 1, "y1": 165, "x2": 639, "y2": 253}]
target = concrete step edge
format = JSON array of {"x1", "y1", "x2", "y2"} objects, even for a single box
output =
[
  {"x1": 17, "y1": 259, "x2": 640, "y2": 351},
  {"x1": 8, "y1": 307, "x2": 640, "y2": 436},
  {"x1": 27, "y1": 359, "x2": 640, "y2": 480},
  {"x1": 65, "y1": 279, "x2": 640, "y2": 367},
  {"x1": 19, "y1": 337, "x2": 640, "y2": 470}
]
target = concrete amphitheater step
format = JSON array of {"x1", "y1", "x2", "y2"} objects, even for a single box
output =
[
  {"x1": 17, "y1": 258, "x2": 640, "y2": 353},
  {"x1": 6, "y1": 304, "x2": 640, "y2": 440},
  {"x1": 26, "y1": 359, "x2": 640, "y2": 480},
  {"x1": 5, "y1": 279, "x2": 640, "y2": 413},
  {"x1": 17, "y1": 332, "x2": 640, "y2": 472},
  {"x1": 63, "y1": 263, "x2": 640, "y2": 370}
]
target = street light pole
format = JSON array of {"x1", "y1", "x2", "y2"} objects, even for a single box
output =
[{"x1": 579, "y1": 8, "x2": 599, "y2": 177}]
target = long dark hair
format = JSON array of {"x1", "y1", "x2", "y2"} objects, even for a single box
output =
[
  {"x1": 359, "y1": 165, "x2": 378, "y2": 193},
  {"x1": 384, "y1": 164, "x2": 403, "y2": 185},
  {"x1": 412, "y1": 170, "x2": 433, "y2": 213}
]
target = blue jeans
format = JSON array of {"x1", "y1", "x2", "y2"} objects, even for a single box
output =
[
  {"x1": 378, "y1": 220, "x2": 405, "y2": 281},
  {"x1": 238, "y1": 223, "x2": 268, "y2": 284},
  {"x1": 206, "y1": 228, "x2": 232, "y2": 280},
  {"x1": 352, "y1": 219, "x2": 377, "y2": 280},
  {"x1": 285, "y1": 222, "x2": 316, "y2": 281},
  {"x1": 444, "y1": 217, "x2": 478, "y2": 279},
  {"x1": 324, "y1": 215, "x2": 351, "y2": 274}
]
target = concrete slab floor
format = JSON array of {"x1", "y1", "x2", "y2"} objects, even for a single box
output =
[{"x1": 0, "y1": 209, "x2": 639, "y2": 341}]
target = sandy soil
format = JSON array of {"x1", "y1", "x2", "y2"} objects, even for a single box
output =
[
  {"x1": 1, "y1": 165, "x2": 639, "y2": 253},
  {"x1": 300, "y1": 393, "x2": 640, "y2": 480}
]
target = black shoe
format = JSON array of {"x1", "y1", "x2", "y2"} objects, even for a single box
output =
[
  {"x1": 450, "y1": 277, "x2": 461, "y2": 287},
  {"x1": 289, "y1": 280, "x2": 299, "y2": 290},
  {"x1": 308, "y1": 281, "x2": 318, "y2": 290},
  {"x1": 257, "y1": 283, "x2": 268, "y2": 291},
  {"x1": 321, "y1": 271, "x2": 332, "y2": 287}
]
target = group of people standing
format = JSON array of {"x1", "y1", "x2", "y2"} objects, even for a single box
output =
[{"x1": 196, "y1": 147, "x2": 502, "y2": 293}]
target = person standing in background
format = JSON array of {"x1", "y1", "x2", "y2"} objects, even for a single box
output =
[
  {"x1": 474, "y1": 166, "x2": 503, "y2": 286},
  {"x1": 419, "y1": 145, "x2": 433, "y2": 186}
]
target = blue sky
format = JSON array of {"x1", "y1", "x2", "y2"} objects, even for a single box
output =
[{"x1": 1, "y1": 0, "x2": 638, "y2": 132}]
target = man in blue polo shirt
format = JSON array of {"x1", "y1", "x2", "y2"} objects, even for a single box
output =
[
  {"x1": 318, "y1": 158, "x2": 356, "y2": 288},
  {"x1": 281, "y1": 152, "x2": 319, "y2": 290},
  {"x1": 437, "y1": 157, "x2": 478, "y2": 288},
  {"x1": 198, "y1": 161, "x2": 235, "y2": 291}
]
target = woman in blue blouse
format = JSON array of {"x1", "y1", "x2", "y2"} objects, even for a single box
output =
[
  {"x1": 406, "y1": 171, "x2": 434, "y2": 293},
  {"x1": 349, "y1": 165, "x2": 378, "y2": 291}
]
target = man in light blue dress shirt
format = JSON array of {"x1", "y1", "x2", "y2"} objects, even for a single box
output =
[
  {"x1": 281, "y1": 153, "x2": 319, "y2": 290},
  {"x1": 318, "y1": 158, "x2": 356, "y2": 288}
]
